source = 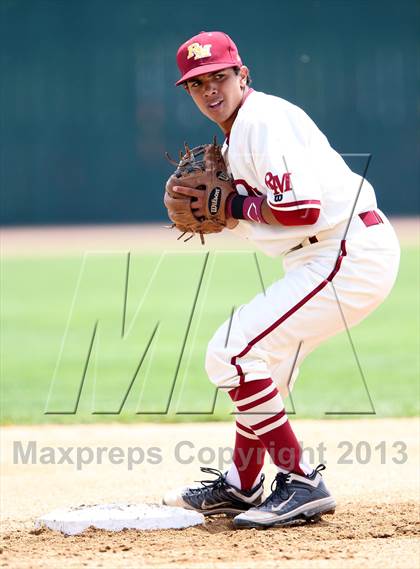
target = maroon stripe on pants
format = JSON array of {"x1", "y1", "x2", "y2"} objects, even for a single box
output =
[
  {"x1": 230, "y1": 240, "x2": 347, "y2": 376},
  {"x1": 227, "y1": 242, "x2": 347, "y2": 477}
]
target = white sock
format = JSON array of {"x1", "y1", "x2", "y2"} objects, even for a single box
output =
[
  {"x1": 225, "y1": 463, "x2": 241, "y2": 488},
  {"x1": 226, "y1": 464, "x2": 263, "y2": 490}
]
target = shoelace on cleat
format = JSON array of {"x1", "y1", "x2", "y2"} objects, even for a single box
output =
[
  {"x1": 260, "y1": 472, "x2": 291, "y2": 507},
  {"x1": 261, "y1": 463, "x2": 327, "y2": 507},
  {"x1": 186, "y1": 467, "x2": 227, "y2": 496}
]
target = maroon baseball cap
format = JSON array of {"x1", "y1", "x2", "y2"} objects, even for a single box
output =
[{"x1": 176, "y1": 31, "x2": 242, "y2": 86}]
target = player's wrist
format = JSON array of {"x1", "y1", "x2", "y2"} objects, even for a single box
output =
[
  {"x1": 225, "y1": 192, "x2": 237, "y2": 220},
  {"x1": 225, "y1": 193, "x2": 268, "y2": 224}
]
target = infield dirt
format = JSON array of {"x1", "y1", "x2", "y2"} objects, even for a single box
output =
[
  {"x1": 1, "y1": 217, "x2": 418, "y2": 256},
  {"x1": 1, "y1": 419, "x2": 419, "y2": 568},
  {"x1": 1, "y1": 221, "x2": 419, "y2": 567}
]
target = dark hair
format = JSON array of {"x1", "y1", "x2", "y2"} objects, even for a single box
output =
[
  {"x1": 233, "y1": 66, "x2": 252, "y2": 86},
  {"x1": 182, "y1": 66, "x2": 252, "y2": 89}
]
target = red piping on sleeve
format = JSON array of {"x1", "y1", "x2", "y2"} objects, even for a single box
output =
[{"x1": 270, "y1": 207, "x2": 321, "y2": 226}]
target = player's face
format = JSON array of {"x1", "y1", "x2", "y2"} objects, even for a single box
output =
[{"x1": 185, "y1": 67, "x2": 248, "y2": 133}]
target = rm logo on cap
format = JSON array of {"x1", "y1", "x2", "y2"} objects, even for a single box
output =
[{"x1": 187, "y1": 42, "x2": 212, "y2": 60}]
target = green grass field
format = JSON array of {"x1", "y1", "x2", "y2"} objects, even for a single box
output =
[{"x1": 1, "y1": 246, "x2": 419, "y2": 424}]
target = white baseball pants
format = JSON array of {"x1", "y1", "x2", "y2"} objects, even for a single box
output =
[{"x1": 205, "y1": 210, "x2": 400, "y2": 398}]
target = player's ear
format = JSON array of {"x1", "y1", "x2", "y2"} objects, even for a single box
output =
[{"x1": 239, "y1": 66, "x2": 249, "y2": 88}]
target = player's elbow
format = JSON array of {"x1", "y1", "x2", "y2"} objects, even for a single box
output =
[{"x1": 270, "y1": 207, "x2": 321, "y2": 226}]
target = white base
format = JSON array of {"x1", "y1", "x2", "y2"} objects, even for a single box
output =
[{"x1": 35, "y1": 503, "x2": 204, "y2": 535}]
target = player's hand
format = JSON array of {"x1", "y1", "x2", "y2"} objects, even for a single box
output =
[{"x1": 172, "y1": 186, "x2": 206, "y2": 218}]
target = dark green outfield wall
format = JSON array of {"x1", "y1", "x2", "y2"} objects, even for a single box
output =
[{"x1": 1, "y1": 0, "x2": 419, "y2": 224}]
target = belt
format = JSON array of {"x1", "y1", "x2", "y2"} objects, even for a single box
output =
[{"x1": 289, "y1": 210, "x2": 383, "y2": 253}]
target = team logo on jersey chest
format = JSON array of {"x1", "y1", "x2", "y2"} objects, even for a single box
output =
[
  {"x1": 187, "y1": 42, "x2": 212, "y2": 60},
  {"x1": 265, "y1": 171, "x2": 292, "y2": 195}
]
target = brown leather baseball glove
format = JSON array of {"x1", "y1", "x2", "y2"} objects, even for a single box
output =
[{"x1": 164, "y1": 138, "x2": 235, "y2": 243}]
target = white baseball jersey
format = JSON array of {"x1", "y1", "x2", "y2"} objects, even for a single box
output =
[
  {"x1": 205, "y1": 88, "x2": 400, "y2": 396},
  {"x1": 222, "y1": 89, "x2": 377, "y2": 256}
]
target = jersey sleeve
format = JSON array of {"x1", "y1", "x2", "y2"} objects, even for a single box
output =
[{"x1": 248, "y1": 116, "x2": 322, "y2": 226}]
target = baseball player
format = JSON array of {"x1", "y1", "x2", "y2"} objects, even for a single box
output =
[{"x1": 163, "y1": 31, "x2": 400, "y2": 528}]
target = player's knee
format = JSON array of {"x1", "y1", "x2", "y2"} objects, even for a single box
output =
[
  {"x1": 204, "y1": 341, "x2": 221, "y2": 384},
  {"x1": 205, "y1": 338, "x2": 232, "y2": 387}
]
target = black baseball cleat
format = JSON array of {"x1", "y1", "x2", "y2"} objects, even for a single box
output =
[
  {"x1": 162, "y1": 467, "x2": 265, "y2": 515},
  {"x1": 233, "y1": 464, "x2": 336, "y2": 528}
]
